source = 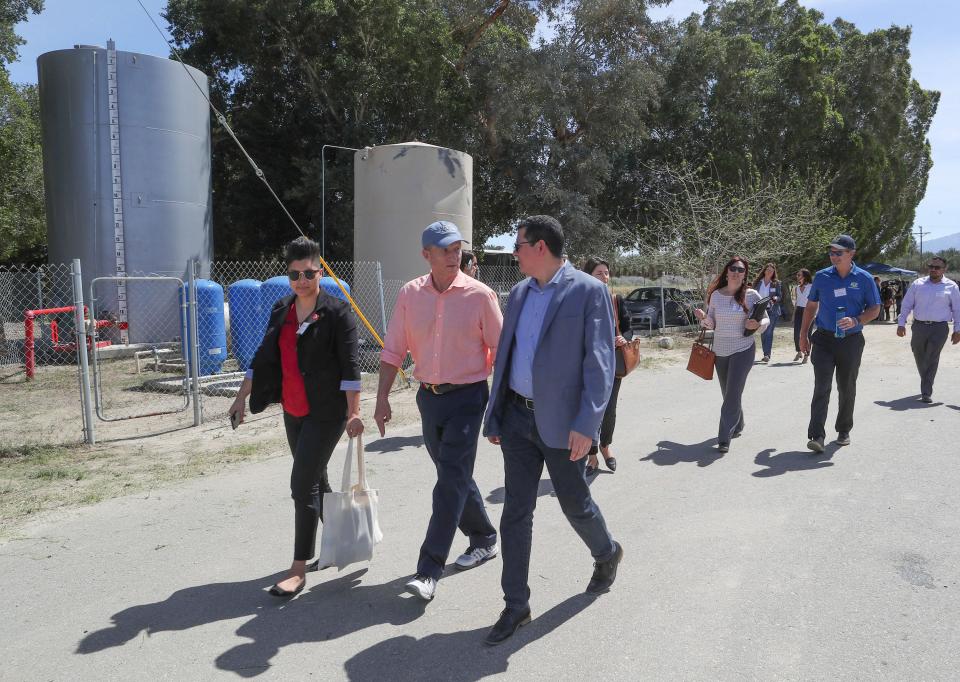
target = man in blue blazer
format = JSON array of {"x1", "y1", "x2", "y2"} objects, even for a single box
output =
[{"x1": 481, "y1": 215, "x2": 624, "y2": 646}]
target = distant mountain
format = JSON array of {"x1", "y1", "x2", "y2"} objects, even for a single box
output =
[{"x1": 924, "y1": 232, "x2": 960, "y2": 253}]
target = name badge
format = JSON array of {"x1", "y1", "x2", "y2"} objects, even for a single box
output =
[
  {"x1": 833, "y1": 288, "x2": 847, "y2": 297},
  {"x1": 296, "y1": 321, "x2": 310, "y2": 336}
]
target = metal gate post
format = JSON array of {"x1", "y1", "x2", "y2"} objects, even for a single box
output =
[
  {"x1": 188, "y1": 260, "x2": 202, "y2": 426},
  {"x1": 71, "y1": 259, "x2": 96, "y2": 444},
  {"x1": 376, "y1": 261, "x2": 387, "y2": 338}
]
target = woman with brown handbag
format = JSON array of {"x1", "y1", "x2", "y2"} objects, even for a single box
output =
[
  {"x1": 693, "y1": 256, "x2": 769, "y2": 453},
  {"x1": 581, "y1": 257, "x2": 631, "y2": 476}
]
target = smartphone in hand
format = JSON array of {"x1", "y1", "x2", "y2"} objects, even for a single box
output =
[{"x1": 230, "y1": 411, "x2": 240, "y2": 430}]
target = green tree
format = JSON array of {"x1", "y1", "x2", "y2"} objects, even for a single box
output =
[
  {"x1": 649, "y1": 0, "x2": 937, "y2": 262},
  {"x1": 0, "y1": 0, "x2": 45, "y2": 264}
]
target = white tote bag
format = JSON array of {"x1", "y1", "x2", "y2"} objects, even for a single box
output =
[{"x1": 317, "y1": 434, "x2": 383, "y2": 570}]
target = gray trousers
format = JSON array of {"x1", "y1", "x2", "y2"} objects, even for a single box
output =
[
  {"x1": 714, "y1": 344, "x2": 755, "y2": 443},
  {"x1": 911, "y1": 322, "x2": 949, "y2": 398}
]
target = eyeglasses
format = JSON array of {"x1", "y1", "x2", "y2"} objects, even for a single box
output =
[
  {"x1": 728, "y1": 265, "x2": 746, "y2": 273},
  {"x1": 829, "y1": 250, "x2": 848, "y2": 257},
  {"x1": 928, "y1": 264, "x2": 945, "y2": 270},
  {"x1": 287, "y1": 269, "x2": 320, "y2": 281},
  {"x1": 512, "y1": 240, "x2": 533, "y2": 253}
]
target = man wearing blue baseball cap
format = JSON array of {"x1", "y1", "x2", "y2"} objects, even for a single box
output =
[
  {"x1": 799, "y1": 234, "x2": 881, "y2": 451},
  {"x1": 375, "y1": 220, "x2": 504, "y2": 602}
]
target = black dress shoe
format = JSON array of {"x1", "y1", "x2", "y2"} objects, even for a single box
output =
[
  {"x1": 484, "y1": 607, "x2": 531, "y2": 646},
  {"x1": 586, "y1": 541, "x2": 624, "y2": 594},
  {"x1": 584, "y1": 463, "x2": 598, "y2": 477},
  {"x1": 268, "y1": 580, "x2": 305, "y2": 597},
  {"x1": 306, "y1": 559, "x2": 331, "y2": 573},
  {"x1": 604, "y1": 457, "x2": 617, "y2": 472}
]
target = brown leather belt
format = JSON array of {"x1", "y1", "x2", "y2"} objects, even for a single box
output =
[{"x1": 420, "y1": 382, "x2": 475, "y2": 395}]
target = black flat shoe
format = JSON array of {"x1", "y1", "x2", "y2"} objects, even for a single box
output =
[
  {"x1": 306, "y1": 559, "x2": 331, "y2": 573},
  {"x1": 604, "y1": 457, "x2": 617, "y2": 472},
  {"x1": 269, "y1": 580, "x2": 305, "y2": 597},
  {"x1": 584, "y1": 463, "x2": 598, "y2": 477},
  {"x1": 484, "y1": 607, "x2": 532, "y2": 646}
]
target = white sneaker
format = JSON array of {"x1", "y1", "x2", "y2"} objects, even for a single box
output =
[
  {"x1": 405, "y1": 574, "x2": 437, "y2": 601},
  {"x1": 454, "y1": 544, "x2": 499, "y2": 571}
]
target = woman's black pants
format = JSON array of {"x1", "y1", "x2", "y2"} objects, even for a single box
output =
[
  {"x1": 282, "y1": 412, "x2": 346, "y2": 561},
  {"x1": 589, "y1": 376, "x2": 622, "y2": 456}
]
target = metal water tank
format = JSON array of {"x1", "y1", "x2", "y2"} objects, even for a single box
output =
[
  {"x1": 38, "y1": 42, "x2": 212, "y2": 344},
  {"x1": 353, "y1": 142, "x2": 472, "y2": 286}
]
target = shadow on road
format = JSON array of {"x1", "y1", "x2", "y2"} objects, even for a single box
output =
[
  {"x1": 752, "y1": 447, "x2": 834, "y2": 478},
  {"x1": 874, "y1": 395, "x2": 942, "y2": 411},
  {"x1": 486, "y1": 478, "x2": 556, "y2": 504},
  {"x1": 641, "y1": 439, "x2": 724, "y2": 468},
  {"x1": 76, "y1": 569, "x2": 432, "y2": 677},
  {"x1": 343, "y1": 593, "x2": 596, "y2": 681},
  {"x1": 365, "y1": 435, "x2": 425, "y2": 453}
]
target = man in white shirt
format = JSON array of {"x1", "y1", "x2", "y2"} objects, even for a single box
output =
[{"x1": 896, "y1": 256, "x2": 960, "y2": 402}]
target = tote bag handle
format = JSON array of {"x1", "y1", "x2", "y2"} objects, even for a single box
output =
[{"x1": 339, "y1": 433, "x2": 367, "y2": 492}]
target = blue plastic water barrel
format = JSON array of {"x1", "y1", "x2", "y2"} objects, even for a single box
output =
[
  {"x1": 320, "y1": 276, "x2": 351, "y2": 301},
  {"x1": 227, "y1": 279, "x2": 266, "y2": 371},
  {"x1": 183, "y1": 279, "x2": 227, "y2": 376},
  {"x1": 261, "y1": 275, "x2": 293, "y2": 312}
]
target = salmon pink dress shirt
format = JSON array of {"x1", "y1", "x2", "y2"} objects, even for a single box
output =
[{"x1": 381, "y1": 270, "x2": 503, "y2": 384}]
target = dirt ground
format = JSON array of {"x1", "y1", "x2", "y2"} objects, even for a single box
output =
[{"x1": 1, "y1": 317, "x2": 954, "y2": 537}]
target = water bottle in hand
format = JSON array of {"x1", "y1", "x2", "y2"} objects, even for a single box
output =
[{"x1": 835, "y1": 306, "x2": 846, "y2": 338}]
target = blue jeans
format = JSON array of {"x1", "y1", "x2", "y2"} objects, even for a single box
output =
[
  {"x1": 498, "y1": 400, "x2": 616, "y2": 611},
  {"x1": 760, "y1": 307, "x2": 780, "y2": 357},
  {"x1": 415, "y1": 382, "x2": 497, "y2": 580}
]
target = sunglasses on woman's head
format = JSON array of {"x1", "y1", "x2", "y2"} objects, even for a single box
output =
[
  {"x1": 728, "y1": 265, "x2": 746, "y2": 273},
  {"x1": 288, "y1": 269, "x2": 320, "y2": 281}
]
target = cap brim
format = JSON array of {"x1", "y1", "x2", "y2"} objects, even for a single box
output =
[
  {"x1": 830, "y1": 242, "x2": 853, "y2": 250},
  {"x1": 434, "y1": 235, "x2": 468, "y2": 248}
]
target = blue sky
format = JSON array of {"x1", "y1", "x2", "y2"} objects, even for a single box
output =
[{"x1": 10, "y1": 0, "x2": 958, "y2": 244}]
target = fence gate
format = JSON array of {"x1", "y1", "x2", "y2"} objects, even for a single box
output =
[{"x1": 88, "y1": 275, "x2": 199, "y2": 422}]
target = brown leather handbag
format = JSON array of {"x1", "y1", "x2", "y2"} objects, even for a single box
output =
[
  {"x1": 686, "y1": 329, "x2": 716, "y2": 380},
  {"x1": 615, "y1": 338, "x2": 642, "y2": 378},
  {"x1": 610, "y1": 292, "x2": 641, "y2": 378}
]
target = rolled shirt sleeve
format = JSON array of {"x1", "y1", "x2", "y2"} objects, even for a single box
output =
[{"x1": 335, "y1": 304, "x2": 361, "y2": 392}]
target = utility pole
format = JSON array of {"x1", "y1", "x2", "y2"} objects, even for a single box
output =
[{"x1": 911, "y1": 226, "x2": 931, "y2": 255}]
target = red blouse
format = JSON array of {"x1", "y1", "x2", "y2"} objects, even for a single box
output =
[{"x1": 279, "y1": 304, "x2": 310, "y2": 417}]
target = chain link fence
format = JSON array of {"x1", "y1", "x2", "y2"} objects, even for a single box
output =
[{"x1": 0, "y1": 264, "x2": 76, "y2": 378}]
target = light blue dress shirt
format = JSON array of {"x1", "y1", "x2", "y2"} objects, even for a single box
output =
[
  {"x1": 508, "y1": 263, "x2": 567, "y2": 399},
  {"x1": 897, "y1": 275, "x2": 960, "y2": 329}
]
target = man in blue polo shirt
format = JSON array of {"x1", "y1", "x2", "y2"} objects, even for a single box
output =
[{"x1": 799, "y1": 234, "x2": 881, "y2": 451}]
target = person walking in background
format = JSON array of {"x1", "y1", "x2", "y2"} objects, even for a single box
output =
[
  {"x1": 799, "y1": 235, "x2": 881, "y2": 451},
  {"x1": 896, "y1": 256, "x2": 960, "y2": 403},
  {"x1": 228, "y1": 236, "x2": 364, "y2": 598},
  {"x1": 374, "y1": 221, "x2": 503, "y2": 603},
  {"x1": 482, "y1": 215, "x2": 623, "y2": 646},
  {"x1": 581, "y1": 256, "x2": 630, "y2": 476},
  {"x1": 793, "y1": 269, "x2": 814, "y2": 363},
  {"x1": 694, "y1": 257, "x2": 768, "y2": 453},
  {"x1": 461, "y1": 250, "x2": 479, "y2": 278},
  {"x1": 880, "y1": 280, "x2": 895, "y2": 322},
  {"x1": 753, "y1": 263, "x2": 782, "y2": 362}
]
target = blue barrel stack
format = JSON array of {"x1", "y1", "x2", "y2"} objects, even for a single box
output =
[
  {"x1": 227, "y1": 279, "x2": 267, "y2": 371},
  {"x1": 183, "y1": 279, "x2": 227, "y2": 376}
]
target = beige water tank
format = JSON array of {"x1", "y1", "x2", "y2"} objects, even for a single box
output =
[{"x1": 354, "y1": 142, "x2": 472, "y2": 285}]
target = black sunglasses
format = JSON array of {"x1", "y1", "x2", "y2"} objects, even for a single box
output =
[
  {"x1": 728, "y1": 265, "x2": 746, "y2": 273},
  {"x1": 288, "y1": 269, "x2": 320, "y2": 281}
]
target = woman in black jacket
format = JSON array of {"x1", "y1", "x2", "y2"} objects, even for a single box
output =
[
  {"x1": 229, "y1": 236, "x2": 364, "y2": 597},
  {"x1": 581, "y1": 257, "x2": 631, "y2": 476}
]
